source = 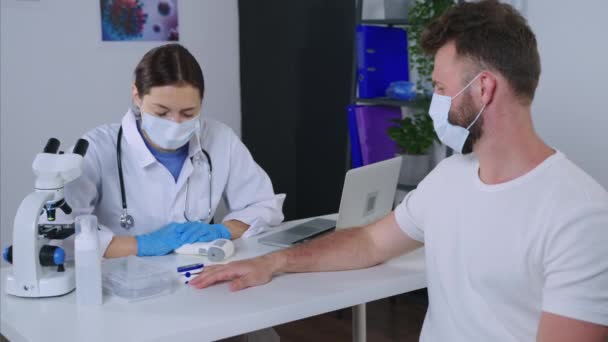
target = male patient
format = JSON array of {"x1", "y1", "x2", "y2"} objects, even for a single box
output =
[{"x1": 191, "y1": 1, "x2": 608, "y2": 340}]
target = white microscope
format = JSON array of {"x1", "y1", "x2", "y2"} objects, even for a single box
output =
[{"x1": 3, "y1": 138, "x2": 89, "y2": 297}]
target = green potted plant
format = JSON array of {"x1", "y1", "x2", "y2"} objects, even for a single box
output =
[
  {"x1": 388, "y1": 98, "x2": 437, "y2": 185},
  {"x1": 387, "y1": 0, "x2": 454, "y2": 185}
]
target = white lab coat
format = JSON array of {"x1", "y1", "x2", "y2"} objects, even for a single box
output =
[{"x1": 64, "y1": 109, "x2": 285, "y2": 254}]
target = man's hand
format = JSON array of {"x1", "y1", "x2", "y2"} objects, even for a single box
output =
[{"x1": 189, "y1": 254, "x2": 284, "y2": 291}]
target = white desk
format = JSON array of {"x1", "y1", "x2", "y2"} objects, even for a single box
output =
[{"x1": 1, "y1": 216, "x2": 426, "y2": 342}]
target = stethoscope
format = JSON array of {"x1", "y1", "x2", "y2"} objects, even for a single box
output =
[{"x1": 116, "y1": 125, "x2": 213, "y2": 229}]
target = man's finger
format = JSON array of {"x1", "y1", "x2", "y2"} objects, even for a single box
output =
[
  {"x1": 188, "y1": 265, "x2": 226, "y2": 285},
  {"x1": 198, "y1": 269, "x2": 240, "y2": 288},
  {"x1": 189, "y1": 271, "x2": 226, "y2": 289},
  {"x1": 190, "y1": 266, "x2": 239, "y2": 289}
]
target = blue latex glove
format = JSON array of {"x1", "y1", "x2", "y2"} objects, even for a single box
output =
[
  {"x1": 176, "y1": 222, "x2": 232, "y2": 244},
  {"x1": 135, "y1": 223, "x2": 184, "y2": 256}
]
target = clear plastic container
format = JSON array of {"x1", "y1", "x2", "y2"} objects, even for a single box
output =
[
  {"x1": 75, "y1": 215, "x2": 102, "y2": 306},
  {"x1": 102, "y1": 256, "x2": 174, "y2": 302}
]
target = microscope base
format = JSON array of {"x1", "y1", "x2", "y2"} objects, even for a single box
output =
[{"x1": 5, "y1": 265, "x2": 75, "y2": 297}]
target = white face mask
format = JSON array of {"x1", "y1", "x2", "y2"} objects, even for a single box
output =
[
  {"x1": 141, "y1": 112, "x2": 200, "y2": 150},
  {"x1": 428, "y1": 73, "x2": 486, "y2": 153}
]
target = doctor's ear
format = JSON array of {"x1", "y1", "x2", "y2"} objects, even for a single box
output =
[
  {"x1": 132, "y1": 85, "x2": 143, "y2": 108},
  {"x1": 479, "y1": 72, "x2": 497, "y2": 106}
]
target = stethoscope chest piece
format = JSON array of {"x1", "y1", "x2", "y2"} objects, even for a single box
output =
[
  {"x1": 120, "y1": 209, "x2": 134, "y2": 229},
  {"x1": 116, "y1": 125, "x2": 213, "y2": 230}
]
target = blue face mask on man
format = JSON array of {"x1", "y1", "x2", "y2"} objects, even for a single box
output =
[{"x1": 428, "y1": 73, "x2": 486, "y2": 153}]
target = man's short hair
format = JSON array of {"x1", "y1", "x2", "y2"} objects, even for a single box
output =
[{"x1": 421, "y1": 0, "x2": 541, "y2": 104}]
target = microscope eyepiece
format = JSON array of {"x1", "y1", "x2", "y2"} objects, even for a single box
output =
[
  {"x1": 72, "y1": 138, "x2": 89, "y2": 157},
  {"x1": 43, "y1": 138, "x2": 60, "y2": 154}
]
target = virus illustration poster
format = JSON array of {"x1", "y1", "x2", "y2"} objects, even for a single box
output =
[{"x1": 100, "y1": 0, "x2": 179, "y2": 41}]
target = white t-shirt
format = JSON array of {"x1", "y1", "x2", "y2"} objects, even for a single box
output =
[{"x1": 395, "y1": 151, "x2": 608, "y2": 341}]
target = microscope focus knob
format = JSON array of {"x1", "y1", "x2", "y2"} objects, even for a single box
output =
[
  {"x1": 2, "y1": 246, "x2": 12, "y2": 264},
  {"x1": 2, "y1": 245, "x2": 65, "y2": 266},
  {"x1": 39, "y1": 245, "x2": 65, "y2": 266}
]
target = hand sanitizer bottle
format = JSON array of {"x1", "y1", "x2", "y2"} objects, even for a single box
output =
[{"x1": 75, "y1": 215, "x2": 102, "y2": 305}]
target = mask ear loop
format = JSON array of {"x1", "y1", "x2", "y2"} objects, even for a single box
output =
[
  {"x1": 466, "y1": 103, "x2": 486, "y2": 130},
  {"x1": 453, "y1": 72, "x2": 483, "y2": 99},
  {"x1": 456, "y1": 73, "x2": 486, "y2": 130}
]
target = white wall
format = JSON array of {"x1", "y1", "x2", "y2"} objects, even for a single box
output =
[
  {"x1": 526, "y1": 1, "x2": 608, "y2": 188},
  {"x1": 0, "y1": 0, "x2": 240, "y2": 246}
]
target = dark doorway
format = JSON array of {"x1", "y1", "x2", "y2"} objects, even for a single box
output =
[{"x1": 239, "y1": 1, "x2": 355, "y2": 220}]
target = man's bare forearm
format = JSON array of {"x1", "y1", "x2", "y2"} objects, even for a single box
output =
[
  {"x1": 268, "y1": 227, "x2": 379, "y2": 274},
  {"x1": 188, "y1": 213, "x2": 422, "y2": 291}
]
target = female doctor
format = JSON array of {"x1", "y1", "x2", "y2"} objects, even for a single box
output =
[{"x1": 65, "y1": 43, "x2": 285, "y2": 258}]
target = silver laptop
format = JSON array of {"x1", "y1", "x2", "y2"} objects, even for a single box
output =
[{"x1": 259, "y1": 157, "x2": 402, "y2": 247}]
